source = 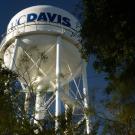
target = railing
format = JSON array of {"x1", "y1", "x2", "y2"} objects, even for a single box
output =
[{"x1": 0, "y1": 21, "x2": 81, "y2": 47}]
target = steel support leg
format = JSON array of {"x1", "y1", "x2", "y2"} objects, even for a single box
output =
[
  {"x1": 82, "y1": 60, "x2": 92, "y2": 134},
  {"x1": 10, "y1": 38, "x2": 18, "y2": 70},
  {"x1": 55, "y1": 36, "x2": 61, "y2": 133}
]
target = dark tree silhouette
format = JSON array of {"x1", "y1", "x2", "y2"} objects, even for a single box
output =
[{"x1": 81, "y1": 0, "x2": 135, "y2": 134}]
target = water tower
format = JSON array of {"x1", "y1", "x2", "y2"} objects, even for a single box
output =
[{"x1": 0, "y1": 5, "x2": 91, "y2": 134}]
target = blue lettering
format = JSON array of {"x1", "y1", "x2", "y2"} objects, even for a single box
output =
[
  {"x1": 62, "y1": 17, "x2": 71, "y2": 27},
  {"x1": 27, "y1": 13, "x2": 37, "y2": 22},
  {"x1": 37, "y1": 12, "x2": 47, "y2": 21},
  {"x1": 18, "y1": 15, "x2": 26, "y2": 25},
  {"x1": 15, "y1": 12, "x2": 72, "y2": 28},
  {"x1": 9, "y1": 19, "x2": 18, "y2": 30},
  {"x1": 47, "y1": 12, "x2": 57, "y2": 22},
  {"x1": 57, "y1": 15, "x2": 62, "y2": 24}
]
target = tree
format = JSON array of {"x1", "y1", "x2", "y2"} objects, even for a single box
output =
[
  {"x1": 0, "y1": 58, "x2": 91, "y2": 134},
  {"x1": 0, "y1": 60, "x2": 38, "y2": 135},
  {"x1": 81, "y1": 0, "x2": 135, "y2": 134},
  {"x1": 0, "y1": 60, "x2": 17, "y2": 134}
]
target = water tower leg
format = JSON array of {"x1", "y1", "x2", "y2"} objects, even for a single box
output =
[
  {"x1": 55, "y1": 36, "x2": 61, "y2": 133},
  {"x1": 9, "y1": 38, "x2": 30, "y2": 116},
  {"x1": 24, "y1": 92, "x2": 30, "y2": 113},
  {"x1": 34, "y1": 91, "x2": 42, "y2": 124},
  {"x1": 64, "y1": 84, "x2": 69, "y2": 131},
  {"x1": 10, "y1": 38, "x2": 18, "y2": 70},
  {"x1": 82, "y1": 60, "x2": 92, "y2": 134}
]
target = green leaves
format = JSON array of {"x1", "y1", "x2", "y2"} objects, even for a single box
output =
[{"x1": 82, "y1": 0, "x2": 135, "y2": 133}]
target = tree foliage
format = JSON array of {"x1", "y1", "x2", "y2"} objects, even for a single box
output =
[
  {"x1": 0, "y1": 59, "x2": 90, "y2": 134},
  {"x1": 82, "y1": 0, "x2": 135, "y2": 134},
  {"x1": 0, "y1": 60, "x2": 36, "y2": 134}
]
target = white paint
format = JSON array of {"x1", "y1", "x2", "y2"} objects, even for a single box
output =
[
  {"x1": 55, "y1": 36, "x2": 61, "y2": 132},
  {"x1": 82, "y1": 61, "x2": 92, "y2": 134}
]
